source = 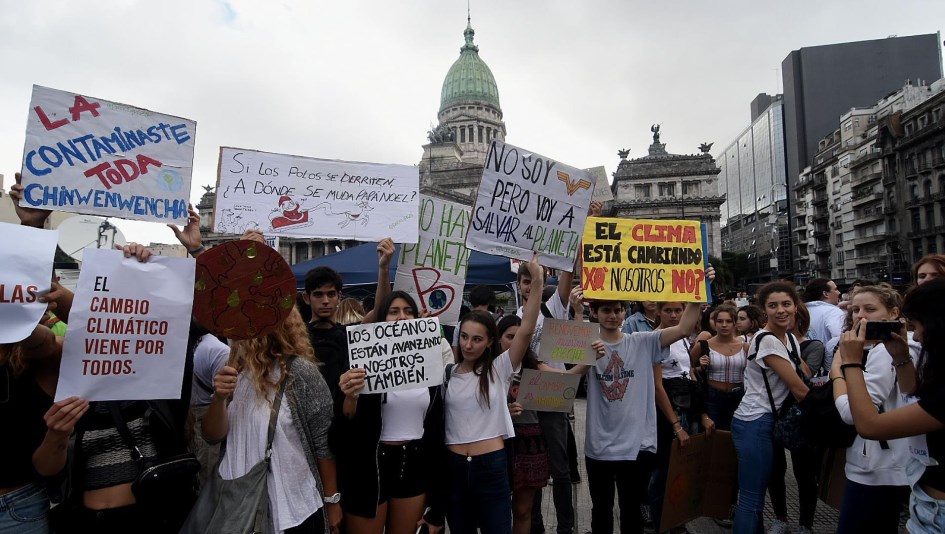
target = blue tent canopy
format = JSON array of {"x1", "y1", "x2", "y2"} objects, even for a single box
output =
[{"x1": 291, "y1": 242, "x2": 517, "y2": 289}]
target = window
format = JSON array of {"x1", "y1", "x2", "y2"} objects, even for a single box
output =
[
  {"x1": 929, "y1": 239, "x2": 938, "y2": 255},
  {"x1": 837, "y1": 250, "x2": 844, "y2": 264},
  {"x1": 925, "y1": 180, "x2": 933, "y2": 198},
  {"x1": 478, "y1": 126, "x2": 483, "y2": 143},
  {"x1": 659, "y1": 183, "x2": 675, "y2": 197},
  {"x1": 682, "y1": 181, "x2": 699, "y2": 195},
  {"x1": 914, "y1": 240, "x2": 924, "y2": 262},
  {"x1": 912, "y1": 210, "x2": 922, "y2": 231},
  {"x1": 460, "y1": 128, "x2": 466, "y2": 143},
  {"x1": 635, "y1": 184, "x2": 651, "y2": 198},
  {"x1": 926, "y1": 207, "x2": 935, "y2": 228}
]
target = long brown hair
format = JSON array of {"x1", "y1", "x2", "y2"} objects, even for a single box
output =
[
  {"x1": 229, "y1": 308, "x2": 317, "y2": 403},
  {"x1": 458, "y1": 310, "x2": 500, "y2": 408},
  {"x1": 0, "y1": 343, "x2": 27, "y2": 378}
]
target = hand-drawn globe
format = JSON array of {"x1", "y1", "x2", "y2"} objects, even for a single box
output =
[
  {"x1": 193, "y1": 240, "x2": 296, "y2": 340},
  {"x1": 155, "y1": 169, "x2": 184, "y2": 193},
  {"x1": 428, "y1": 289, "x2": 449, "y2": 310}
]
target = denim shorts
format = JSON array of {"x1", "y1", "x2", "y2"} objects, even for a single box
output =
[
  {"x1": 0, "y1": 482, "x2": 50, "y2": 534},
  {"x1": 908, "y1": 484, "x2": 945, "y2": 533}
]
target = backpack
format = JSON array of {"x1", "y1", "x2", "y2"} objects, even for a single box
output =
[{"x1": 751, "y1": 332, "x2": 856, "y2": 451}]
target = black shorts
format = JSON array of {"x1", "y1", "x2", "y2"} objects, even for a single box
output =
[{"x1": 378, "y1": 440, "x2": 427, "y2": 502}]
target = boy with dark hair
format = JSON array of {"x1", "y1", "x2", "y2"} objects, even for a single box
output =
[
  {"x1": 584, "y1": 294, "x2": 708, "y2": 534},
  {"x1": 302, "y1": 239, "x2": 394, "y2": 398}
]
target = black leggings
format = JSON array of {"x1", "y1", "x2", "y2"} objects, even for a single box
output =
[{"x1": 768, "y1": 446, "x2": 823, "y2": 528}]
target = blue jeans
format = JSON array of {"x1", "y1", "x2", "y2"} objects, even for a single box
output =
[
  {"x1": 837, "y1": 480, "x2": 908, "y2": 534},
  {"x1": 908, "y1": 484, "x2": 945, "y2": 533},
  {"x1": 0, "y1": 483, "x2": 50, "y2": 534},
  {"x1": 732, "y1": 414, "x2": 774, "y2": 534},
  {"x1": 447, "y1": 449, "x2": 512, "y2": 534}
]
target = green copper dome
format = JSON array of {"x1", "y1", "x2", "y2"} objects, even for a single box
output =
[{"x1": 439, "y1": 21, "x2": 500, "y2": 112}]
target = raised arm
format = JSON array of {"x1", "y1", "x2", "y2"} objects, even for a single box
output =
[
  {"x1": 557, "y1": 201, "x2": 601, "y2": 307},
  {"x1": 509, "y1": 257, "x2": 544, "y2": 369},
  {"x1": 362, "y1": 238, "x2": 395, "y2": 324},
  {"x1": 9, "y1": 172, "x2": 52, "y2": 228},
  {"x1": 658, "y1": 302, "x2": 701, "y2": 348},
  {"x1": 168, "y1": 204, "x2": 205, "y2": 257}
]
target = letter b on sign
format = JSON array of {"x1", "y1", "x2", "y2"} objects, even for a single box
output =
[{"x1": 412, "y1": 268, "x2": 454, "y2": 316}]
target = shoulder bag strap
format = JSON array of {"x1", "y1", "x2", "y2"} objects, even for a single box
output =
[
  {"x1": 749, "y1": 333, "x2": 780, "y2": 418},
  {"x1": 267, "y1": 356, "x2": 296, "y2": 456},
  {"x1": 107, "y1": 402, "x2": 143, "y2": 461},
  {"x1": 540, "y1": 302, "x2": 554, "y2": 319},
  {"x1": 699, "y1": 340, "x2": 710, "y2": 357}
]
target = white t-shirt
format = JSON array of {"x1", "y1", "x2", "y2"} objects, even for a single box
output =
[
  {"x1": 191, "y1": 334, "x2": 230, "y2": 406},
  {"x1": 380, "y1": 388, "x2": 430, "y2": 442},
  {"x1": 661, "y1": 338, "x2": 692, "y2": 379},
  {"x1": 585, "y1": 331, "x2": 667, "y2": 461},
  {"x1": 517, "y1": 292, "x2": 569, "y2": 370},
  {"x1": 445, "y1": 350, "x2": 519, "y2": 445},
  {"x1": 734, "y1": 330, "x2": 799, "y2": 422}
]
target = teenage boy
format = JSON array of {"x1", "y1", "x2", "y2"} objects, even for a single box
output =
[
  {"x1": 585, "y1": 270, "x2": 711, "y2": 534},
  {"x1": 302, "y1": 238, "x2": 394, "y2": 398}
]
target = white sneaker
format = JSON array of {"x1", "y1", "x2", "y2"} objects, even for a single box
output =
[
  {"x1": 797, "y1": 527, "x2": 812, "y2": 534},
  {"x1": 767, "y1": 520, "x2": 789, "y2": 534}
]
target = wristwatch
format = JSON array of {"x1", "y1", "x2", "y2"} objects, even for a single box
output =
[{"x1": 325, "y1": 492, "x2": 341, "y2": 504}]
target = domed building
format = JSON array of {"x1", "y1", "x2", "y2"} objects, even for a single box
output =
[{"x1": 420, "y1": 18, "x2": 507, "y2": 204}]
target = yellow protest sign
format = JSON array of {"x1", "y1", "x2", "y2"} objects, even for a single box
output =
[{"x1": 580, "y1": 217, "x2": 709, "y2": 302}]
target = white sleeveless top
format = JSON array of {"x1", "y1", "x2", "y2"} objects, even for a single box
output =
[{"x1": 445, "y1": 351, "x2": 519, "y2": 445}]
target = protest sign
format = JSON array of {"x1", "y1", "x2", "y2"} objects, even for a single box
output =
[
  {"x1": 586, "y1": 166, "x2": 614, "y2": 202},
  {"x1": 192, "y1": 240, "x2": 297, "y2": 340},
  {"x1": 0, "y1": 223, "x2": 59, "y2": 343},
  {"x1": 214, "y1": 147, "x2": 419, "y2": 243},
  {"x1": 393, "y1": 196, "x2": 470, "y2": 325},
  {"x1": 19, "y1": 85, "x2": 195, "y2": 224},
  {"x1": 660, "y1": 431, "x2": 737, "y2": 530},
  {"x1": 466, "y1": 141, "x2": 594, "y2": 272},
  {"x1": 346, "y1": 318, "x2": 445, "y2": 393},
  {"x1": 538, "y1": 318, "x2": 599, "y2": 365},
  {"x1": 515, "y1": 369, "x2": 582, "y2": 413},
  {"x1": 581, "y1": 217, "x2": 711, "y2": 302},
  {"x1": 55, "y1": 249, "x2": 195, "y2": 401}
]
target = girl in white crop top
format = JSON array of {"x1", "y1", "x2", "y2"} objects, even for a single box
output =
[
  {"x1": 335, "y1": 291, "x2": 448, "y2": 534},
  {"x1": 688, "y1": 304, "x2": 748, "y2": 432},
  {"x1": 444, "y1": 258, "x2": 545, "y2": 534}
]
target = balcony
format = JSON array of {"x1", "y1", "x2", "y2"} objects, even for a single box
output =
[
  {"x1": 851, "y1": 191, "x2": 883, "y2": 207},
  {"x1": 853, "y1": 211, "x2": 885, "y2": 226},
  {"x1": 812, "y1": 210, "x2": 829, "y2": 222},
  {"x1": 933, "y1": 155, "x2": 945, "y2": 169},
  {"x1": 854, "y1": 254, "x2": 883, "y2": 265},
  {"x1": 812, "y1": 195, "x2": 828, "y2": 206},
  {"x1": 883, "y1": 174, "x2": 897, "y2": 187},
  {"x1": 813, "y1": 175, "x2": 828, "y2": 189},
  {"x1": 813, "y1": 227, "x2": 830, "y2": 239},
  {"x1": 905, "y1": 196, "x2": 934, "y2": 208},
  {"x1": 905, "y1": 165, "x2": 918, "y2": 178},
  {"x1": 850, "y1": 150, "x2": 882, "y2": 167},
  {"x1": 907, "y1": 225, "x2": 945, "y2": 239},
  {"x1": 918, "y1": 160, "x2": 933, "y2": 173},
  {"x1": 853, "y1": 234, "x2": 885, "y2": 247},
  {"x1": 852, "y1": 172, "x2": 883, "y2": 185},
  {"x1": 815, "y1": 245, "x2": 832, "y2": 256}
]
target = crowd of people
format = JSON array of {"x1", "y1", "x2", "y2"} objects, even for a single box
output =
[{"x1": 5, "y1": 172, "x2": 945, "y2": 534}]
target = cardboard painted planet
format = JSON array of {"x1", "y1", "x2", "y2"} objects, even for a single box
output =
[{"x1": 193, "y1": 240, "x2": 296, "y2": 340}]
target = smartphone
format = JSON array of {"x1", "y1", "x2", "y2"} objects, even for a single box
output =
[{"x1": 864, "y1": 320, "x2": 902, "y2": 341}]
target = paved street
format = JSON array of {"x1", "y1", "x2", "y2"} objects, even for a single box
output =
[{"x1": 534, "y1": 399, "x2": 843, "y2": 534}]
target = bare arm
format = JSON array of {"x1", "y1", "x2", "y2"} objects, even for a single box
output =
[
  {"x1": 654, "y1": 364, "x2": 689, "y2": 446},
  {"x1": 318, "y1": 458, "x2": 342, "y2": 534},
  {"x1": 883, "y1": 326, "x2": 917, "y2": 395},
  {"x1": 658, "y1": 302, "x2": 701, "y2": 348},
  {"x1": 765, "y1": 356, "x2": 809, "y2": 402},
  {"x1": 362, "y1": 238, "x2": 395, "y2": 323},
  {"x1": 32, "y1": 396, "x2": 89, "y2": 476},
  {"x1": 202, "y1": 365, "x2": 237, "y2": 442},
  {"x1": 509, "y1": 256, "x2": 543, "y2": 369}
]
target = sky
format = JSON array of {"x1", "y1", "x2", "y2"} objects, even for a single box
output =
[{"x1": 1, "y1": 0, "x2": 943, "y2": 245}]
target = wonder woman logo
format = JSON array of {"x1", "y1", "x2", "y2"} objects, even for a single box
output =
[{"x1": 557, "y1": 171, "x2": 592, "y2": 196}]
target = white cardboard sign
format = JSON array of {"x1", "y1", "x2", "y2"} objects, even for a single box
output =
[
  {"x1": 346, "y1": 318, "x2": 445, "y2": 393},
  {"x1": 394, "y1": 196, "x2": 470, "y2": 326},
  {"x1": 19, "y1": 85, "x2": 195, "y2": 223},
  {"x1": 466, "y1": 141, "x2": 594, "y2": 271},
  {"x1": 214, "y1": 147, "x2": 420, "y2": 243},
  {"x1": 0, "y1": 223, "x2": 59, "y2": 343},
  {"x1": 55, "y1": 249, "x2": 196, "y2": 401}
]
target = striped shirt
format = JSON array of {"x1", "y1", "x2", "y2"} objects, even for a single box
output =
[{"x1": 706, "y1": 346, "x2": 747, "y2": 385}]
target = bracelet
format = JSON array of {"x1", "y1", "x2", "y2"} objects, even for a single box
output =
[
  {"x1": 673, "y1": 428, "x2": 683, "y2": 437},
  {"x1": 188, "y1": 245, "x2": 206, "y2": 256},
  {"x1": 831, "y1": 376, "x2": 845, "y2": 383},
  {"x1": 840, "y1": 363, "x2": 866, "y2": 376},
  {"x1": 894, "y1": 359, "x2": 912, "y2": 369},
  {"x1": 671, "y1": 419, "x2": 681, "y2": 427}
]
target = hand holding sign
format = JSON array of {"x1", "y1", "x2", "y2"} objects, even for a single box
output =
[
  {"x1": 11, "y1": 172, "x2": 51, "y2": 228},
  {"x1": 340, "y1": 367, "x2": 367, "y2": 398}
]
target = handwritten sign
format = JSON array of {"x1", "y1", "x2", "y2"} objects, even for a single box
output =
[
  {"x1": 586, "y1": 166, "x2": 614, "y2": 202},
  {"x1": 466, "y1": 141, "x2": 594, "y2": 272},
  {"x1": 214, "y1": 147, "x2": 419, "y2": 243},
  {"x1": 516, "y1": 369, "x2": 582, "y2": 412},
  {"x1": 0, "y1": 223, "x2": 59, "y2": 343},
  {"x1": 394, "y1": 196, "x2": 470, "y2": 325},
  {"x1": 346, "y1": 318, "x2": 445, "y2": 393},
  {"x1": 661, "y1": 432, "x2": 737, "y2": 530},
  {"x1": 581, "y1": 217, "x2": 710, "y2": 302},
  {"x1": 19, "y1": 85, "x2": 195, "y2": 223},
  {"x1": 538, "y1": 318, "x2": 599, "y2": 365},
  {"x1": 55, "y1": 249, "x2": 195, "y2": 401}
]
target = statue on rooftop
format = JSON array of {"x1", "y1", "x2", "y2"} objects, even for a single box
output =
[
  {"x1": 427, "y1": 123, "x2": 455, "y2": 144},
  {"x1": 651, "y1": 124, "x2": 661, "y2": 144},
  {"x1": 699, "y1": 142, "x2": 714, "y2": 154},
  {"x1": 618, "y1": 148, "x2": 631, "y2": 160}
]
